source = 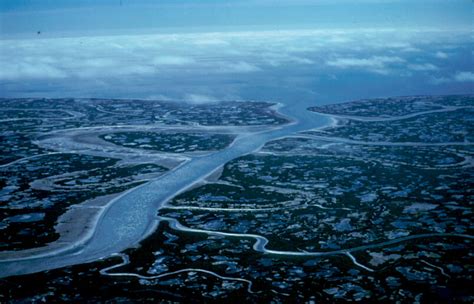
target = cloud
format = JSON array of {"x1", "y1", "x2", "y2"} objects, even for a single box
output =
[
  {"x1": 0, "y1": 61, "x2": 66, "y2": 80},
  {"x1": 454, "y1": 71, "x2": 474, "y2": 82},
  {"x1": 291, "y1": 57, "x2": 315, "y2": 65},
  {"x1": 74, "y1": 63, "x2": 155, "y2": 78},
  {"x1": 217, "y1": 61, "x2": 261, "y2": 73},
  {"x1": 407, "y1": 63, "x2": 438, "y2": 71},
  {"x1": 431, "y1": 71, "x2": 474, "y2": 84},
  {"x1": 191, "y1": 38, "x2": 230, "y2": 46},
  {"x1": 434, "y1": 51, "x2": 449, "y2": 59},
  {"x1": 152, "y1": 56, "x2": 195, "y2": 65},
  {"x1": 80, "y1": 58, "x2": 117, "y2": 68},
  {"x1": 375, "y1": 42, "x2": 420, "y2": 53},
  {"x1": 262, "y1": 53, "x2": 315, "y2": 67},
  {"x1": 326, "y1": 56, "x2": 404, "y2": 74},
  {"x1": 183, "y1": 94, "x2": 219, "y2": 104},
  {"x1": 0, "y1": 28, "x2": 470, "y2": 99}
]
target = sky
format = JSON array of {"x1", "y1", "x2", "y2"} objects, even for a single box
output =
[
  {"x1": 0, "y1": 0, "x2": 472, "y2": 37},
  {"x1": 0, "y1": 0, "x2": 472, "y2": 105}
]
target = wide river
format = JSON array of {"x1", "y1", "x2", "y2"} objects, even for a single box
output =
[{"x1": 0, "y1": 101, "x2": 330, "y2": 278}]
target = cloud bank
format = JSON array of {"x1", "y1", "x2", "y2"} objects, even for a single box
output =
[
  {"x1": 454, "y1": 71, "x2": 474, "y2": 82},
  {"x1": 326, "y1": 56, "x2": 405, "y2": 74},
  {"x1": 0, "y1": 28, "x2": 471, "y2": 100}
]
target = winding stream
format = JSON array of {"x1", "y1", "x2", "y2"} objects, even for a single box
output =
[
  {"x1": 2, "y1": 101, "x2": 471, "y2": 280},
  {"x1": 0, "y1": 101, "x2": 330, "y2": 278}
]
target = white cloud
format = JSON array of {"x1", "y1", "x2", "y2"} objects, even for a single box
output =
[
  {"x1": 262, "y1": 53, "x2": 315, "y2": 67},
  {"x1": 292, "y1": 57, "x2": 315, "y2": 65},
  {"x1": 183, "y1": 94, "x2": 218, "y2": 104},
  {"x1": 152, "y1": 56, "x2": 195, "y2": 66},
  {"x1": 217, "y1": 61, "x2": 261, "y2": 73},
  {"x1": 80, "y1": 58, "x2": 117, "y2": 68},
  {"x1": 431, "y1": 71, "x2": 474, "y2": 84},
  {"x1": 0, "y1": 28, "x2": 469, "y2": 94},
  {"x1": 454, "y1": 71, "x2": 474, "y2": 82},
  {"x1": 73, "y1": 63, "x2": 155, "y2": 78},
  {"x1": 407, "y1": 63, "x2": 438, "y2": 71},
  {"x1": 0, "y1": 61, "x2": 66, "y2": 80},
  {"x1": 434, "y1": 51, "x2": 449, "y2": 59},
  {"x1": 326, "y1": 56, "x2": 404, "y2": 74},
  {"x1": 192, "y1": 38, "x2": 230, "y2": 46}
]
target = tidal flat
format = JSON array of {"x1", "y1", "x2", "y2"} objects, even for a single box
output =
[{"x1": 0, "y1": 95, "x2": 473, "y2": 302}]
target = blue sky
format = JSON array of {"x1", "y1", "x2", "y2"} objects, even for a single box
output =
[
  {"x1": 1, "y1": 0, "x2": 472, "y2": 37},
  {"x1": 0, "y1": 1, "x2": 472, "y2": 104}
]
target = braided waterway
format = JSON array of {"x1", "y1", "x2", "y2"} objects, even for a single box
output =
[
  {"x1": 2, "y1": 100, "x2": 473, "y2": 281},
  {"x1": 0, "y1": 100, "x2": 333, "y2": 278}
]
